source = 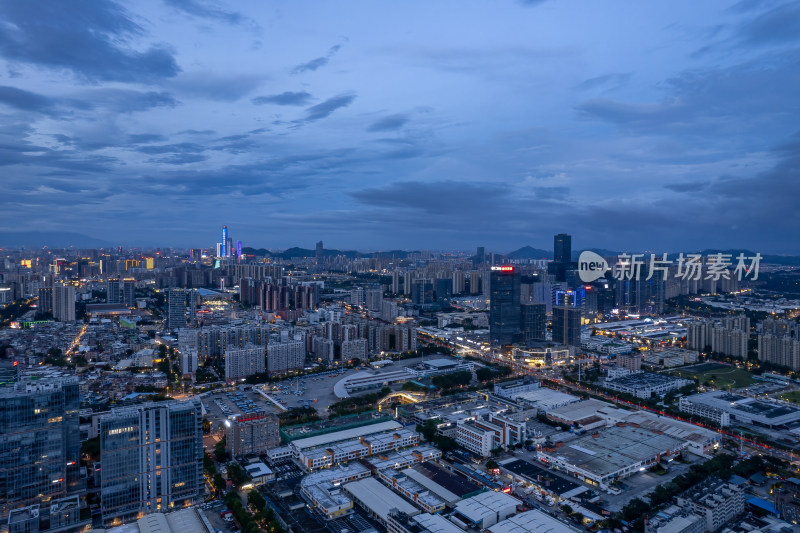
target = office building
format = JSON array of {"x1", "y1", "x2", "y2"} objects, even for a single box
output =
[
  {"x1": 520, "y1": 303, "x2": 545, "y2": 344},
  {"x1": 435, "y1": 278, "x2": 453, "y2": 305},
  {"x1": 411, "y1": 279, "x2": 434, "y2": 306},
  {"x1": 674, "y1": 477, "x2": 744, "y2": 532},
  {"x1": 37, "y1": 286, "x2": 53, "y2": 316},
  {"x1": 106, "y1": 279, "x2": 121, "y2": 304},
  {"x1": 224, "y1": 344, "x2": 264, "y2": 381},
  {"x1": 225, "y1": 413, "x2": 280, "y2": 457},
  {"x1": 315, "y1": 241, "x2": 324, "y2": 264},
  {"x1": 549, "y1": 233, "x2": 573, "y2": 282},
  {"x1": 553, "y1": 305, "x2": 581, "y2": 347},
  {"x1": 222, "y1": 226, "x2": 228, "y2": 257},
  {"x1": 0, "y1": 375, "x2": 81, "y2": 523},
  {"x1": 489, "y1": 266, "x2": 521, "y2": 346},
  {"x1": 53, "y1": 284, "x2": 75, "y2": 322},
  {"x1": 122, "y1": 279, "x2": 136, "y2": 308},
  {"x1": 180, "y1": 351, "x2": 198, "y2": 375},
  {"x1": 166, "y1": 289, "x2": 186, "y2": 331},
  {"x1": 100, "y1": 399, "x2": 204, "y2": 525}
]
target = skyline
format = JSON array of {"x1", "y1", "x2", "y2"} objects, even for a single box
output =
[{"x1": 1, "y1": 1, "x2": 799, "y2": 252}]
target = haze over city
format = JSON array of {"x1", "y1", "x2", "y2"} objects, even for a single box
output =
[{"x1": 1, "y1": 1, "x2": 799, "y2": 251}]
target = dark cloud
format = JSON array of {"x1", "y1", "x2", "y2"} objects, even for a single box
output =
[
  {"x1": 736, "y1": 2, "x2": 800, "y2": 46},
  {"x1": 367, "y1": 114, "x2": 409, "y2": 132},
  {"x1": 0, "y1": 86, "x2": 56, "y2": 114},
  {"x1": 574, "y1": 73, "x2": 632, "y2": 91},
  {"x1": 0, "y1": 0, "x2": 180, "y2": 83},
  {"x1": 299, "y1": 94, "x2": 356, "y2": 122},
  {"x1": 252, "y1": 91, "x2": 313, "y2": 106},
  {"x1": 82, "y1": 89, "x2": 179, "y2": 112},
  {"x1": 291, "y1": 44, "x2": 343, "y2": 74},
  {"x1": 163, "y1": 0, "x2": 248, "y2": 26}
]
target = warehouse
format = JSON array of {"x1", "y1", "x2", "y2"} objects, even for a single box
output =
[
  {"x1": 510, "y1": 388, "x2": 580, "y2": 412},
  {"x1": 344, "y1": 477, "x2": 419, "y2": 526},
  {"x1": 679, "y1": 391, "x2": 800, "y2": 428},
  {"x1": 487, "y1": 509, "x2": 580, "y2": 533},
  {"x1": 450, "y1": 491, "x2": 519, "y2": 529},
  {"x1": 537, "y1": 425, "x2": 686, "y2": 491}
]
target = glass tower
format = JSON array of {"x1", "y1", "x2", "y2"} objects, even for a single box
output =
[
  {"x1": 222, "y1": 226, "x2": 228, "y2": 258},
  {"x1": 489, "y1": 267, "x2": 521, "y2": 345},
  {"x1": 100, "y1": 400, "x2": 203, "y2": 525}
]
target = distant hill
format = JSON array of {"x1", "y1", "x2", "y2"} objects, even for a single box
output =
[
  {"x1": 242, "y1": 246, "x2": 361, "y2": 259},
  {"x1": 507, "y1": 246, "x2": 552, "y2": 259},
  {"x1": 0, "y1": 231, "x2": 113, "y2": 249}
]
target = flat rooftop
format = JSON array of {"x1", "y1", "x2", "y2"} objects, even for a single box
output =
[
  {"x1": 487, "y1": 509, "x2": 579, "y2": 533},
  {"x1": 500, "y1": 459, "x2": 580, "y2": 496},
  {"x1": 541, "y1": 425, "x2": 685, "y2": 478},
  {"x1": 344, "y1": 477, "x2": 419, "y2": 522},
  {"x1": 290, "y1": 420, "x2": 402, "y2": 451}
]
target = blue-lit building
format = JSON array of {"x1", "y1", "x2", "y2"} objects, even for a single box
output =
[{"x1": 222, "y1": 226, "x2": 228, "y2": 257}]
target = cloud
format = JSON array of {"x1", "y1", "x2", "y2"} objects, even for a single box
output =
[
  {"x1": 136, "y1": 142, "x2": 206, "y2": 155},
  {"x1": 664, "y1": 181, "x2": 710, "y2": 193},
  {"x1": 367, "y1": 114, "x2": 409, "y2": 132},
  {"x1": 291, "y1": 44, "x2": 343, "y2": 74},
  {"x1": 350, "y1": 181, "x2": 512, "y2": 214},
  {"x1": 0, "y1": 85, "x2": 56, "y2": 114},
  {"x1": 163, "y1": 0, "x2": 248, "y2": 26},
  {"x1": 128, "y1": 133, "x2": 167, "y2": 144},
  {"x1": 299, "y1": 94, "x2": 356, "y2": 123},
  {"x1": 574, "y1": 73, "x2": 632, "y2": 92},
  {"x1": 168, "y1": 72, "x2": 264, "y2": 101},
  {"x1": 81, "y1": 89, "x2": 179, "y2": 112},
  {"x1": 0, "y1": 0, "x2": 180, "y2": 83},
  {"x1": 252, "y1": 91, "x2": 312, "y2": 106},
  {"x1": 736, "y1": 2, "x2": 800, "y2": 46}
]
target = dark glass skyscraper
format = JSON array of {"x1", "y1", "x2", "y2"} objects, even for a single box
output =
[
  {"x1": 520, "y1": 302, "x2": 546, "y2": 344},
  {"x1": 489, "y1": 266, "x2": 521, "y2": 345},
  {"x1": 553, "y1": 305, "x2": 582, "y2": 347},
  {"x1": 554, "y1": 233, "x2": 571, "y2": 264},
  {"x1": 0, "y1": 374, "x2": 82, "y2": 521}
]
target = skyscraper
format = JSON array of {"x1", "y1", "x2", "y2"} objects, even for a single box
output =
[
  {"x1": 99, "y1": 400, "x2": 204, "y2": 525},
  {"x1": 121, "y1": 279, "x2": 136, "y2": 308},
  {"x1": 520, "y1": 302, "x2": 546, "y2": 344},
  {"x1": 315, "y1": 241, "x2": 324, "y2": 264},
  {"x1": 106, "y1": 279, "x2": 121, "y2": 304},
  {"x1": 553, "y1": 305, "x2": 581, "y2": 347},
  {"x1": 166, "y1": 289, "x2": 186, "y2": 331},
  {"x1": 549, "y1": 233, "x2": 573, "y2": 283},
  {"x1": 554, "y1": 233, "x2": 571, "y2": 264},
  {"x1": 53, "y1": 284, "x2": 75, "y2": 322},
  {"x1": 489, "y1": 266, "x2": 521, "y2": 346},
  {"x1": 222, "y1": 225, "x2": 228, "y2": 258},
  {"x1": 0, "y1": 374, "x2": 81, "y2": 522}
]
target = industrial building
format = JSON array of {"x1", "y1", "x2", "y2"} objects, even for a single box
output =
[
  {"x1": 487, "y1": 509, "x2": 580, "y2": 533},
  {"x1": 537, "y1": 425, "x2": 687, "y2": 491},
  {"x1": 603, "y1": 371, "x2": 693, "y2": 399},
  {"x1": 450, "y1": 491, "x2": 520, "y2": 529},
  {"x1": 344, "y1": 477, "x2": 419, "y2": 527},
  {"x1": 678, "y1": 391, "x2": 800, "y2": 428}
]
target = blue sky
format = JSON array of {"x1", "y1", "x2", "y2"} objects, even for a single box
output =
[{"x1": 0, "y1": 0, "x2": 798, "y2": 252}]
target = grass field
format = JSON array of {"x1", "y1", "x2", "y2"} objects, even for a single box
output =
[
  {"x1": 670, "y1": 365, "x2": 757, "y2": 390},
  {"x1": 779, "y1": 391, "x2": 800, "y2": 404}
]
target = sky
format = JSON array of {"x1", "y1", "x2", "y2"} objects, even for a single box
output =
[{"x1": 0, "y1": 0, "x2": 798, "y2": 253}]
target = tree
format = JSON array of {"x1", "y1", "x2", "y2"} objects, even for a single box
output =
[
  {"x1": 247, "y1": 489, "x2": 266, "y2": 511},
  {"x1": 486, "y1": 459, "x2": 499, "y2": 470},
  {"x1": 214, "y1": 437, "x2": 228, "y2": 462}
]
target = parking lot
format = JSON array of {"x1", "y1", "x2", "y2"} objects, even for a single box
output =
[{"x1": 202, "y1": 388, "x2": 283, "y2": 432}]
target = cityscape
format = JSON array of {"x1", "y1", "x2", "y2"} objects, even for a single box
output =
[{"x1": 2, "y1": 2, "x2": 800, "y2": 533}]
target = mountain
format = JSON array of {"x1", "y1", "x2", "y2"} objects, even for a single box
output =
[
  {"x1": 507, "y1": 246, "x2": 553, "y2": 259},
  {"x1": 0, "y1": 231, "x2": 114, "y2": 249}
]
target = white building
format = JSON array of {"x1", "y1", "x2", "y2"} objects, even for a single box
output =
[
  {"x1": 456, "y1": 421, "x2": 495, "y2": 457},
  {"x1": 266, "y1": 339, "x2": 305, "y2": 375},
  {"x1": 224, "y1": 344, "x2": 264, "y2": 381},
  {"x1": 450, "y1": 491, "x2": 519, "y2": 529}
]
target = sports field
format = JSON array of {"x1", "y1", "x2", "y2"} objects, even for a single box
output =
[
  {"x1": 779, "y1": 391, "x2": 800, "y2": 404},
  {"x1": 670, "y1": 364, "x2": 757, "y2": 390}
]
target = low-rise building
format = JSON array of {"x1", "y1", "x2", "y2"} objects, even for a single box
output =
[
  {"x1": 603, "y1": 371, "x2": 693, "y2": 399},
  {"x1": 450, "y1": 491, "x2": 519, "y2": 529},
  {"x1": 679, "y1": 391, "x2": 800, "y2": 428},
  {"x1": 674, "y1": 477, "x2": 744, "y2": 532}
]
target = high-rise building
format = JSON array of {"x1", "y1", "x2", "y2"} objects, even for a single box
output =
[
  {"x1": 520, "y1": 303, "x2": 546, "y2": 344},
  {"x1": 452, "y1": 271, "x2": 466, "y2": 295},
  {"x1": 391, "y1": 271, "x2": 400, "y2": 295},
  {"x1": 365, "y1": 285, "x2": 383, "y2": 312},
  {"x1": 180, "y1": 351, "x2": 198, "y2": 375},
  {"x1": 99, "y1": 400, "x2": 204, "y2": 525},
  {"x1": 549, "y1": 233, "x2": 573, "y2": 282},
  {"x1": 475, "y1": 246, "x2": 486, "y2": 265},
  {"x1": 37, "y1": 286, "x2": 53, "y2": 316},
  {"x1": 350, "y1": 288, "x2": 365, "y2": 308},
  {"x1": 106, "y1": 279, "x2": 121, "y2": 304},
  {"x1": 315, "y1": 241, "x2": 324, "y2": 264},
  {"x1": 222, "y1": 225, "x2": 228, "y2": 258},
  {"x1": 411, "y1": 279, "x2": 434, "y2": 306},
  {"x1": 0, "y1": 375, "x2": 81, "y2": 522},
  {"x1": 225, "y1": 413, "x2": 280, "y2": 457},
  {"x1": 166, "y1": 289, "x2": 186, "y2": 331},
  {"x1": 121, "y1": 279, "x2": 136, "y2": 308},
  {"x1": 53, "y1": 284, "x2": 75, "y2": 322},
  {"x1": 187, "y1": 289, "x2": 198, "y2": 327},
  {"x1": 225, "y1": 344, "x2": 265, "y2": 381},
  {"x1": 266, "y1": 340, "x2": 305, "y2": 375},
  {"x1": 553, "y1": 305, "x2": 581, "y2": 347},
  {"x1": 489, "y1": 266, "x2": 521, "y2": 346},
  {"x1": 435, "y1": 278, "x2": 453, "y2": 305}
]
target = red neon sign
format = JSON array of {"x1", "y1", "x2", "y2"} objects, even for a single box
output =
[{"x1": 500, "y1": 266, "x2": 514, "y2": 272}]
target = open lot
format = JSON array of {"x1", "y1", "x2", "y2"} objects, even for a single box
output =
[
  {"x1": 670, "y1": 364, "x2": 757, "y2": 389},
  {"x1": 779, "y1": 391, "x2": 800, "y2": 404}
]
